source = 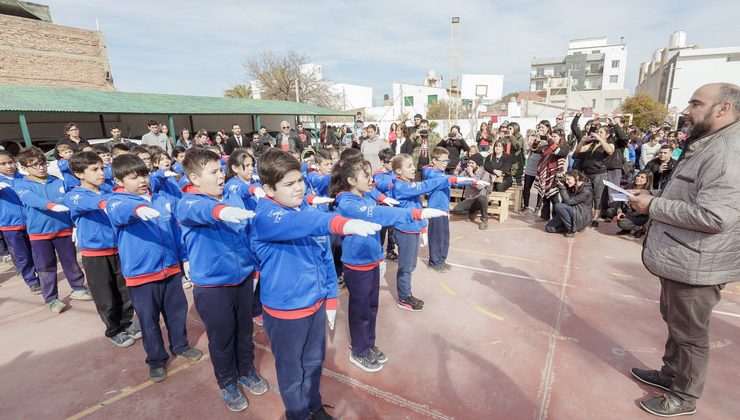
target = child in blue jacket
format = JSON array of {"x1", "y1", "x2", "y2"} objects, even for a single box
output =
[
  {"x1": 330, "y1": 157, "x2": 445, "y2": 373},
  {"x1": 14, "y1": 147, "x2": 89, "y2": 313},
  {"x1": 106, "y1": 154, "x2": 201, "y2": 383},
  {"x1": 56, "y1": 143, "x2": 81, "y2": 191},
  {"x1": 63, "y1": 152, "x2": 138, "y2": 347},
  {"x1": 225, "y1": 148, "x2": 265, "y2": 211},
  {"x1": 0, "y1": 150, "x2": 40, "y2": 294},
  {"x1": 177, "y1": 148, "x2": 268, "y2": 412},
  {"x1": 374, "y1": 148, "x2": 400, "y2": 261},
  {"x1": 252, "y1": 149, "x2": 381, "y2": 420}
]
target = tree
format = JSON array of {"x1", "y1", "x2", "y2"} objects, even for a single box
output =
[
  {"x1": 244, "y1": 50, "x2": 339, "y2": 108},
  {"x1": 426, "y1": 99, "x2": 472, "y2": 120},
  {"x1": 223, "y1": 84, "x2": 252, "y2": 99},
  {"x1": 620, "y1": 93, "x2": 669, "y2": 129}
]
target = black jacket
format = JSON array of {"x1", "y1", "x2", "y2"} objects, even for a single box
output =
[
  {"x1": 645, "y1": 157, "x2": 677, "y2": 189},
  {"x1": 248, "y1": 137, "x2": 272, "y2": 157},
  {"x1": 55, "y1": 136, "x2": 91, "y2": 159},
  {"x1": 437, "y1": 136, "x2": 470, "y2": 170},
  {"x1": 483, "y1": 153, "x2": 513, "y2": 182},
  {"x1": 605, "y1": 124, "x2": 629, "y2": 171},
  {"x1": 225, "y1": 134, "x2": 248, "y2": 155},
  {"x1": 558, "y1": 179, "x2": 594, "y2": 231}
]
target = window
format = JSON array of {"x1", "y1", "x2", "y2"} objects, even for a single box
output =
[
  {"x1": 535, "y1": 81, "x2": 544, "y2": 90},
  {"x1": 605, "y1": 98, "x2": 622, "y2": 109},
  {"x1": 609, "y1": 75, "x2": 619, "y2": 83},
  {"x1": 592, "y1": 50, "x2": 600, "y2": 54},
  {"x1": 590, "y1": 63, "x2": 600, "y2": 73},
  {"x1": 536, "y1": 67, "x2": 544, "y2": 77},
  {"x1": 427, "y1": 95, "x2": 438, "y2": 105},
  {"x1": 404, "y1": 96, "x2": 414, "y2": 106},
  {"x1": 554, "y1": 65, "x2": 564, "y2": 76},
  {"x1": 611, "y1": 60, "x2": 620, "y2": 68},
  {"x1": 592, "y1": 99, "x2": 597, "y2": 108}
]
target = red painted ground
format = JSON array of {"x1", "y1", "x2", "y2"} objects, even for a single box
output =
[{"x1": 0, "y1": 214, "x2": 738, "y2": 419}]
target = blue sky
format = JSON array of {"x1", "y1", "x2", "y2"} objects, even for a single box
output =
[{"x1": 45, "y1": 0, "x2": 739, "y2": 104}]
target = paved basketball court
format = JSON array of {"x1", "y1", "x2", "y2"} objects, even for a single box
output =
[{"x1": 1, "y1": 214, "x2": 738, "y2": 419}]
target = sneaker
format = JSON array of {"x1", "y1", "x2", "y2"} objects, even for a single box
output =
[
  {"x1": 640, "y1": 393, "x2": 696, "y2": 417},
  {"x1": 149, "y1": 366, "x2": 167, "y2": 383},
  {"x1": 125, "y1": 321, "x2": 142, "y2": 340},
  {"x1": 632, "y1": 228, "x2": 645, "y2": 238},
  {"x1": 427, "y1": 264, "x2": 448, "y2": 273},
  {"x1": 349, "y1": 352, "x2": 383, "y2": 372},
  {"x1": 48, "y1": 299, "x2": 66, "y2": 314},
  {"x1": 29, "y1": 284, "x2": 42, "y2": 294},
  {"x1": 385, "y1": 250, "x2": 398, "y2": 261},
  {"x1": 1, "y1": 255, "x2": 11, "y2": 264},
  {"x1": 238, "y1": 369, "x2": 269, "y2": 395},
  {"x1": 176, "y1": 346, "x2": 203, "y2": 361},
  {"x1": 467, "y1": 212, "x2": 477, "y2": 222},
  {"x1": 108, "y1": 331, "x2": 135, "y2": 348},
  {"x1": 479, "y1": 220, "x2": 488, "y2": 230},
  {"x1": 310, "y1": 406, "x2": 335, "y2": 420},
  {"x1": 70, "y1": 289, "x2": 93, "y2": 301},
  {"x1": 220, "y1": 383, "x2": 248, "y2": 412},
  {"x1": 369, "y1": 346, "x2": 388, "y2": 364},
  {"x1": 616, "y1": 229, "x2": 631, "y2": 236},
  {"x1": 591, "y1": 220, "x2": 599, "y2": 228},
  {"x1": 521, "y1": 207, "x2": 534, "y2": 215},
  {"x1": 337, "y1": 274, "x2": 346, "y2": 289},
  {"x1": 182, "y1": 279, "x2": 193, "y2": 289},
  {"x1": 252, "y1": 315, "x2": 264, "y2": 326},
  {"x1": 397, "y1": 296, "x2": 424, "y2": 311},
  {"x1": 630, "y1": 367, "x2": 672, "y2": 391}
]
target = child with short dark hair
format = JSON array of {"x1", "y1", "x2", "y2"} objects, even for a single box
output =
[
  {"x1": 56, "y1": 143, "x2": 81, "y2": 190},
  {"x1": 64, "y1": 152, "x2": 138, "y2": 347},
  {"x1": 253, "y1": 149, "x2": 381, "y2": 420},
  {"x1": 0, "y1": 150, "x2": 41, "y2": 294},
  {"x1": 93, "y1": 144, "x2": 116, "y2": 191},
  {"x1": 177, "y1": 148, "x2": 268, "y2": 411},
  {"x1": 375, "y1": 148, "x2": 400, "y2": 261},
  {"x1": 111, "y1": 143, "x2": 131, "y2": 157},
  {"x1": 14, "y1": 147, "x2": 90, "y2": 313},
  {"x1": 106, "y1": 154, "x2": 201, "y2": 383},
  {"x1": 172, "y1": 146, "x2": 187, "y2": 176},
  {"x1": 225, "y1": 148, "x2": 264, "y2": 211}
]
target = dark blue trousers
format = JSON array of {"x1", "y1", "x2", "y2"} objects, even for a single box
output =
[
  {"x1": 394, "y1": 229, "x2": 419, "y2": 300},
  {"x1": 330, "y1": 234, "x2": 343, "y2": 276},
  {"x1": 264, "y1": 302, "x2": 326, "y2": 420},
  {"x1": 0, "y1": 231, "x2": 8, "y2": 256},
  {"x1": 3, "y1": 230, "x2": 39, "y2": 287},
  {"x1": 344, "y1": 266, "x2": 379, "y2": 357},
  {"x1": 81, "y1": 254, "x2": 133, "y2": 337},
  {"x1": 545, "y1": 203, "x2": 575, "y2": 234},
  {"x1": 30, "y1": 236, "x2": 86, "y2": 303},
  {"x1": 128, "y1": 274, "x2": 190, "y2": 368},
  {"x1": 428, "y1": 216, "x2": 450, "y2": 267},
  {"x1": 379, "y1": 226, "x2": 396, "y2": 253},
  {"x1": 193, "y1": 275, "x2": 255, "y2": 388}
]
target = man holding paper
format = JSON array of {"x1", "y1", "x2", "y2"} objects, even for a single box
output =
[{"x1": 627, "y1": 83, "x2": 740, "y2": 417}]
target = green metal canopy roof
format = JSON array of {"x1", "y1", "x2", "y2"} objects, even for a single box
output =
[{"x1": 0, "y1": 84, "x2": 351, "y2": 116}]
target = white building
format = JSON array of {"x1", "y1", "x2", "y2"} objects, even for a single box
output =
[
  {"x1": 530, "y1": 36, "x2": 629, "y2": 114},
  {"x1": 636, "y1": 31, "x2": 740, "y2": 113},
  {"x1": 391, "y1": 81, "x2": 449, "y2": 118}
]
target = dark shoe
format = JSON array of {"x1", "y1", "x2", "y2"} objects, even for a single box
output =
[
  {"x1": 442, "y1": 262, "x2": 452, "y2": 271},
  {"x1": 239, "y1": 369, "x2": 269, "y2": 395},
  {"x1": 640, "y1": 393, "x2": 696, "y2": 417},
  {"x1": 427, "y1": 264, "x2": 448, "y2": 273},
  {"x1": 29, "y1": 284, "x2": 42, "y2": 294},
  {"x1": 337, "y1": 274, "x2": 346, "y2": 289},
  {"x1": 564, "y1": 232, "x2": 575, "y2": 238},
  {"x1": 125, "y1": 320, "x2": 142, "y2": 340},
  {"x1": 616, "y1": 229, "x2": 631, "y2": 236},
  {"x1": 632, "y1": 228, "x2": 645, "y2": 238},
  {"x1": 467, "y1": 212, "x2": 476, "y2": 222},
  {"x1": 369, "y1": 346, "x2": 388, "y2": 364},
  {"x1": 397, "y1": 296, "x2": 424, "y2": 311},
  {"x1": 108, "y1": 331, "x2": 135, "y2": 348},
  {"x1": 479, "y1": 220, "x2": 488, "y2": 230},
  {"x1": 385, "y1": 250, "x2": 398, "y2": 261},
  {"x1": 149, "y1": 366, "x2": 167, "y2": 383},
  {"x1": 220, "y1": 382, "x2": 248, "y2": 412},
  {"x1": 630, "y1": 367, "x2": 672, "y2": 391},
  {"x1": 591, "y1": 220, "x2": 599, "y2": 228},
  {"x1": 310, "y1": 406, "x2": 335, "y2": 420},
  {"x1": 176, "y1": 346, "x2": 203, "y2": 361},
  {"x1": 349, "y1": 352, "x2": 382, "y2": 372}
]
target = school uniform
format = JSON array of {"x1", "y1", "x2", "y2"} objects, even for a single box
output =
[
  {"x1": 0, "y1": 173, "x2": 39, "y2": 288},
  {"x1": 373, "y1": 169, "x2": 397, "y2": 256},
  {"x1": 177, "y1": 186, "x2": 259, "y2": 389},
  {"x1": 335, "y1": 191, "x2": 423, "y2": 358},
  {"x1": 56, "y1": 159, "x2": 81, "y2": 191},
  {"x1": 64, "y1": 187, "x2": 133, "y2": 337},
  {"x1": 106, "y1": 189, "x2": 190, "y2": 368},
  {"x1": 252, "y1": 196, "x2": 347, "y2": 420},
  {"x1": 14, "y1": 176, "x2": 86, "y2": 303},
  {"x1": 171, "y1": 161, "x2": 185, "y2": 177},
  {"x1": 150, "y1": 169, "x2": 183, "y2": 199},
  {"x1": 224, "y1": 176, "x2": 262, "y2": 211}
]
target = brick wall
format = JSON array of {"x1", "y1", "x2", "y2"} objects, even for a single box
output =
[{"x1": 0, "y1": 14, "x2": 114, "y2": 90}]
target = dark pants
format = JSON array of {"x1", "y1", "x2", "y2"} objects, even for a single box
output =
[
  {"x1": 3, "y1": 230, "x2": 39, "y2": 287},
  {"x1": 394, "y1": 229, "x2": 419, "y2": 300},
  {"x1": 379, "y1": 226, "x2": 396, "y2": 254},
  {"x1": 600, "y1": 169, "x2": 623, "y2": 217},
  {"x1": 253, "y1": 277, "x2": 262, "y2": 317},
  {"x1": 545, "y1": 203, "x2": 575, "y2": 233},
  {"x1": 330, "y1": 234, "x2": 343, "y2": 277},
  {"x1": 585, "y1": 173, "x2": 607, "y2": 212},
  {"x1": 0, "y1": 231, "x2": 8, "y2": 256},
  {"x1": 264, "y1": 303, "x2": 326, "y2": 420},
  {"x1": 617, "y1": 214, "x2": 649, "y2": 231},
  {"x1": 30, "y1": 236, "x2": 86, "y2": 303},
  {"x1": 523, "y1": 174, "x2": 542, "y2": 209},
  {"x1": 82, "y1": 254, "x2": 134, "y2": 337},
  {"x1": 428, "y1": 216, "x2": 449, "y2": 267},
  {"x1": 659, "y1": 278, "x2": 724, "y2": 403},
  {"x1": 127, "y1": 274, "x2": 190, "y2": 368},
  {"x1": 194, "y1": 275, "x2": 255, "y2": 388},
  {"x1": 540, "y1": 194, "x2": 560, "y2": 221},
  {"x1": 344, "y1": 266, "x2": 380, "y2": 357},
  {"x1": 452, "y1": 195, "x2": 488, "y2": 221},
  {"x1": 493, "y1": 177, "x2": 513, "y2": 192}
]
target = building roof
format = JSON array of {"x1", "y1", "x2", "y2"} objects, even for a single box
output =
[
  {"x1": 0, "y1": 84, "x2": 351, "y2": 116},
  {"x1": 0, "y1": 0, "x2": 51, "y2": 22}
]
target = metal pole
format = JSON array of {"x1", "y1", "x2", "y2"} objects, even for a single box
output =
[
  {"x1": 19, "y1": 113, "x2": 32, "y2": 148},
  {"x1": 564, "y1": 69, "x2": 570, "y2": 117},
  {"x1": 457, "y1": 20, "x2": 462, "y2": 123},
  {"x1": 295, "y1": 79, "x2": 300, "y2": 102},
  {"x1": 448, "y1": 20, "x2": 453, "y2": 125},
  {"x1": 98, "y1": 114, "x2": 106, "y2": 138},
  {"x1": 168, "y1": 115, "x2": 175, "y2": 149},
  {"x1": 255, "y1": 115, "x2": 261, "y2": 132}
]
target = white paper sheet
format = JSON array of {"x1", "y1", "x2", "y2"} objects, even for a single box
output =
[{"x1": 603, "y1": 180, "x2": 634, "y2": 197}]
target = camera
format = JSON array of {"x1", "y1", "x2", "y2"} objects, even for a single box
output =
[
  {"x1": 459, "y1": 158, "x2": 469, "y2": 171},
  {"x1": 419, "y1": 129, "x2": 429, "y2": 137}
]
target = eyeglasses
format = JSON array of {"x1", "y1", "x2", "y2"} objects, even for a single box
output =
[
  {"x1": 27, "y1": 162, "x2": 48, "y2": 169},
  {"x1": 435, "y1": 159, "x2": 451, "y2": 163},
  {"x1": 281, "y1": 126, "x2": 290, "y2": 129}
]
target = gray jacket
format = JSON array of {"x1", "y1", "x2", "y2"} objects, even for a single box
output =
[{"x1": 642, "y1": 120, "x2": 740, "y2": 286}]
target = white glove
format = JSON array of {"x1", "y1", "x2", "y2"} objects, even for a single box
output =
[
  {"x1": 379, "y1": 261, "x2": 387, "y2": 277},
  {"x1": 135, "y1": 206, "x2": 160, "y2": 221},
  {"x1": 0, "y1": 182, "x2": 10, "y2": 189},
  {"x1": 71, "y1": 227, "x2": 77, "y2": 244},
  {"x1": 342, "y1": 219, "x2": 382, "y2": 237},
  {"x1": 218, "y1": 206, "x2": 255, "y2": 223},
  {"x1": 326, "y1": 309, "x2": 336, "y2": 331},
  {"x1": 455, "y1": 176, "x2": 476, "y2": 183},
  {"x1": 253, "y1": 187, "x2": 267, "y2": 199},
  {"x1": 421, "y1": 208, "x2": 448, "y2": 219},
  {"x1": 474, "y1": 180, "x2": 491, "y2": 187},
  {"x1": 420, "y1": 232, "x2": 428, "y2": 247},
  {"x1": 164, "y1": 170, "x2": 178, "y2": 177},
  {"x1": 182, "y1": 261, "x2": 191, "y2": 280},
  {"x1": 382, "y1": 197, "x2": 400, "y2": 206},
  {"x1": 50, "y1": 204, "x2": 70, "y2": 212},
  {"x1": 252, "y1": 174, "x2": 260, "y2": 181},
  {"x1": 312, "y1": 196, "x2": 334, "y2": 206}
]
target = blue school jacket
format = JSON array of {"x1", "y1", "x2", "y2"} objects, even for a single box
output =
[
  {"x1": 389, "y1": 176, "x2": 449, "y2": 233},
  {"x1": 421, "y1": 166, "x2": 472, "y2": 211},
  {"x1": 103, "y1": 164, "x2": 116, "y2": 191},
  {"x1": 56, "y1": 159, "x2": 81, "y2": 191},
  {"x1": 106, "y1": 189, "x2": 185, "y2": 286},
  {"x1": 224, "y1": 176, "x2": 261, "y2": 211},
  {"x1": 253, "y1": 197, "x2": 346, "y2": 317},
  {"x1": 63, "y1": 187, "x2": 117, "y2": 256},
  {"x1": 304, "y1": 171, "x2": 331, "y2": 196},
  {"x1": 373, "y1": 169, "x2": 395, "y2": 195},
  {"x1": 13, "y1": 176, "x2": 74, "y2": 240},
  {"x1": 335, "y1": 191, "x2": 421, "y2": 268},
  {"x1": 177, "y1": 187, "x2": 257, "y2": 287},
  {"x1": 172, "y1": 162, "x2": 185, "y2": 176},
  {"x1": 150, "y1": 169, "x2": 182, "y2": 199},
  {"x1": 0, "y1": 173, "x2": 26, "y2": 231}
]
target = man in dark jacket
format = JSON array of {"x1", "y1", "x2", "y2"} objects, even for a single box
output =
[
  {"x1": 644, "y1": 144, "x2": 677, "y2": 189},
  {"x1": 55, "y1": 123, "x2": 91, "y2": 159},
  {"x1": 437, "y1": 125, "x2": 469, "y2": 174},
  {"x1": 248, "y1": 132, "x2": 271, "y2": 157},
  {"x1": 275, "y1": 121, "x2": 302, "y2": 153},
  {"x1": 224, "y1": 123, "x2": 247, "y2": 155}
]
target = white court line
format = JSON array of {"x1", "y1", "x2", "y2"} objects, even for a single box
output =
[{"x1": 713, "y1": 309, "x2": 740, "y2": 319}]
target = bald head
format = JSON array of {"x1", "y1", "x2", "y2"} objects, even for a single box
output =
[{"x1": 682, "y1": 83, "x2": 740, "y2": 139}]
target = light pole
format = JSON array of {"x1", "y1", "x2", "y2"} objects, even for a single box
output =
[{"x1": 449, "y1": 17, "x2": 462, "y2": 125}]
